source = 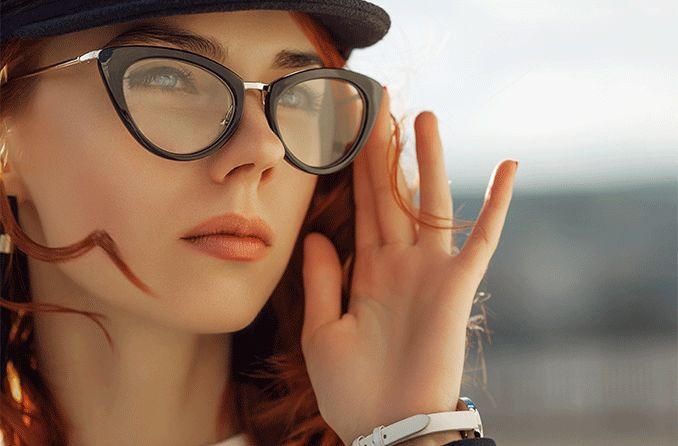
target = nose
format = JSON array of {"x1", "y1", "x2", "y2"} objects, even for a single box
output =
[{"x1": 207, "y1": 87, "x2": 284, "y2": 185}]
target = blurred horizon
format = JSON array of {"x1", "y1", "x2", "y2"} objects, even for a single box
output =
[{"x1": 453, "y1": 181, "x2": 677, "y2": 445}]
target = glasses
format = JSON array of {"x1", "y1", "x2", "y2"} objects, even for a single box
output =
[{"x1": 1, "y1": 45, "x2": 384, "y2": 175}]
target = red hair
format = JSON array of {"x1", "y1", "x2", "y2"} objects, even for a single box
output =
[{"x1": 0, "y1": 11, "x2": 484, "y2": 446}]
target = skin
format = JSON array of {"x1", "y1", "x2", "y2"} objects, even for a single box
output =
[
  {"x1": 3, "y1": 10, "x2": 320, "y2": 446},
  {"x1": 2, "y1": 8, "x2": 519, "y2": 446}
]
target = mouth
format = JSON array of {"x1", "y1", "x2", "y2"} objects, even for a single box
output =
[
  {"x1": 181, "y1": 233, "x2": 270, "y2": 262},
  {"x1": 180, "y1": 212, "x2": 274, "y2": 261},
  {"x1": 181, "y1": 213, "x2": 274, "y2": 246}
]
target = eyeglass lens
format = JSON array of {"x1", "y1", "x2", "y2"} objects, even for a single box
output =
[{"x1": 121, "y1": 58, "x2": 366, "y2": 168}]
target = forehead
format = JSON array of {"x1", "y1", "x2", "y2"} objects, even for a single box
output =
[
  {"x1": 152, "y1": 10, "x2": 316, "y2": 53},
  {"x1": 37, "y1": 10, "x2": 317, "y2": 67}
]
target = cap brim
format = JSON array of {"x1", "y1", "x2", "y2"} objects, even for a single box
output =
[{"x1": 1, "y1": 0, "x2": 391, "y2": 59}]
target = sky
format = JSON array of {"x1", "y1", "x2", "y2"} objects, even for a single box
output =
[{"x1": 346, "y1": 0, "x2": 678, "y2": 193}]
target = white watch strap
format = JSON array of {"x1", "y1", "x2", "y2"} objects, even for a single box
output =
[{"x1": 350, "y1": 409, "x2": 482, "y2": 446}]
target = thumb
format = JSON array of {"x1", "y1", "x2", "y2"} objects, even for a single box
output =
[{"x1": 301, "y1": 232, "x2": 342, "y2": 355}]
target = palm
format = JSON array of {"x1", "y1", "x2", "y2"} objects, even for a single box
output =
[{"x1": 301, "y1": 89, "x2": 517, "y2": 445}]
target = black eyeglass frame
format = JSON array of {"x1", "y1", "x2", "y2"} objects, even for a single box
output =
[{"x1": 2, "y1": 45, "x2": 384, "y2": 175}]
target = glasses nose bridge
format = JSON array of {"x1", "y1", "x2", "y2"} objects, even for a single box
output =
[{"x1": 243, "y1": 81, "x2": 271, "y2": 108}]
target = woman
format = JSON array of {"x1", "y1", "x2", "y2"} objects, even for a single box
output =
[{"x1": 0, "y1": 1, "x2": 517, "y2": 445}]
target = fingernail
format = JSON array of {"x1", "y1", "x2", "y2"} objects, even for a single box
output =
[{"x1": 511, "y1": 159, "x2": 519, "y2": 169}]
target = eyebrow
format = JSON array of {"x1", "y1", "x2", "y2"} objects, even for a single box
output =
[{"x1": 103, "y1": 23, "x2": 325, "y2": 69}]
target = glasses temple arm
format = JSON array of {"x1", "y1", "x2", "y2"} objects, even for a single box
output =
[{"x1": 1, "y1": 49, "x2": 101, "y2": 86}]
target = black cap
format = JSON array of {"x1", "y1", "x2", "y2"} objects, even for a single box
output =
[{"x1": 0, "y1": 0, "x2": 391, "y2": 59}]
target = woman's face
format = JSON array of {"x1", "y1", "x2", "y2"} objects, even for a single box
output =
[{"x1": 4, "y1": 10, "x2": 321, "y2": 332}]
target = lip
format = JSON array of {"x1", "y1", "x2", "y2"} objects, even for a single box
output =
[
  {"x1": 181, "y1": 234, "x2": 270, "y2": 261},
  {"x1": 181, "y1": 213, "x2": 273, "y2": 261},
  {"x1": 180, "y1": 213, "x2": 274, "y2": 262},
  {"x1": 181, "y1": 213, "x2": 274, "y2": 246}
]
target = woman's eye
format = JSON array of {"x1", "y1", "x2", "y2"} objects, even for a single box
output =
[
  {"x1": 124, "y1": 67, "x2": 197, "y2": 93},
  {"x1": 279, "y1": 85, "x2": 322, "y2": 111}
]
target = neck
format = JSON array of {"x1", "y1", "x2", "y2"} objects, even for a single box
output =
[{"x1": 27, "y1": 256, "x2": 241, "y2": 446}]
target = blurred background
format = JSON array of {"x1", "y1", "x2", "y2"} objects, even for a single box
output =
[{"x1": 348, "y1": 1, "x2": 677, "y2": 445}]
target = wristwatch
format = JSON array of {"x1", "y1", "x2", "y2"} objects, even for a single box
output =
[{"x1": 350, "y1": 397, "x2": 483, "y2": 446}]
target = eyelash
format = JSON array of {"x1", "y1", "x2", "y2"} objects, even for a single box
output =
[{"x1": 124, "y1": 66, "x2": 197, "y2": 93}]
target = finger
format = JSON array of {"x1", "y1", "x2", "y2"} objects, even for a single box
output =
[
  {"x1": 395, "y1": 145, "x2": 416, "y2": 218},
  {"x1": 301, "y1": 233, "x2": 342, "y2": 355},
  {"x1": 353, "y1": 138, "x2": 381, "y2": 251},
  {"x1": 458, "y1": 160, "x2": 518, "y2": 275},
  {"x1": 413, "y1": 112, "x2": 453, "y2": 250},
  {"x1": 365, "y1": 88, "x2": 416, "y2": 245}
]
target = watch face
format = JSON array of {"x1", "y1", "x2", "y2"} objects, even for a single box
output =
[{"x1": 457, "y1": 396, "x2": 476, "y2": 411}]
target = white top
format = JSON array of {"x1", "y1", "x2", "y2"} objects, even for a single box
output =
[{"x1": 203, "y1": 432, "x2": 249, "y2": 446}]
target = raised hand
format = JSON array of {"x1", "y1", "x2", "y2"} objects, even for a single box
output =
[{"x1": 301, "y1": 87, "x2": 518, "y2": 445}]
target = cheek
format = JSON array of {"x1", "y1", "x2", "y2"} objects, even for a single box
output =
[
  {"x1": 267, "y1": 165, "x2": 318, "y2": 243},
  {"x1": 14, "y1": 77, "x2": 182, "y2": 306},
  {"x1": 253, "y1": 165, "x2": 318, "y2": 287},
  {"x1": 16, "y1": 76, "x2": 154, "y2": 247}
]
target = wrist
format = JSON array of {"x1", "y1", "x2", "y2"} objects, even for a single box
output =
[
  {"x1": 347, "y1": 397, "x2": 482, "y2": 446},
  {"x1": 396, "y1": 430, "x2": 463, "y2": 445}
]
